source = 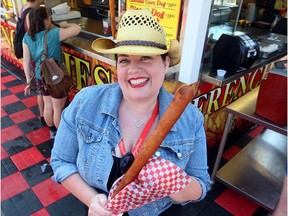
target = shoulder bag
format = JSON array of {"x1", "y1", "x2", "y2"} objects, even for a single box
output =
[{"x1": 40, "y1": 30, "x2": 72, "y2": 98}]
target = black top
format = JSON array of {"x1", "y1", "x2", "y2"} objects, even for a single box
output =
[{"x1": 107, "y1": 156, "x2": 123, "y2": 190}]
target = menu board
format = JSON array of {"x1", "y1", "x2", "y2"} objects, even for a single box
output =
[{"x1": 126, "y1": 0, "x2": 182, "y2": 47}]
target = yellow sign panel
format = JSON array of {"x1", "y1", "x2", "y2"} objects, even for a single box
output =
[{"x1": 126, "y1": 0, "x2": 182, "y2": 47}]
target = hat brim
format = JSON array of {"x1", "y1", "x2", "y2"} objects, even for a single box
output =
[{"x1": 91, "y1": 38, "x2": 181, "y2": 67}]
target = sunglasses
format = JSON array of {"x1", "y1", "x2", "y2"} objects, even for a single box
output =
[{"x1": 120, "y1": 152, "x2": 135, "y2": 174}]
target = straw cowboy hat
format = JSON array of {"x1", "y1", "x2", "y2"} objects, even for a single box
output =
[{"x1": 91, "y1": 8, "x2": 181, "y2": 67}]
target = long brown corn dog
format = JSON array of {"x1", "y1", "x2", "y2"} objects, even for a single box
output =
[{"x1": 111, "y1": 82, "x2": 199, "y2": 198}]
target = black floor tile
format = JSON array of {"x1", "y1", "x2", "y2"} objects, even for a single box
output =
[
  {"x1": 21, "y1": 161, "x2": 53, "y2": 187},
  {"x1": 1, "y1": 71, "x2": 10, "y2": 77},
  {"x1": 17, "y1": 117, "x2": 44, "y2": 134},
  {"x1": 15, "y1": 91, "x2": 36, "y2": 100},
  {"x1": 198, "y1": 202, "x2": 233, "y2": 216},
  {"x1": 36, "y1": 140, "x2": 54, "y2": 158},
  {"x1": 1, "y1": 199, "x2": 20, "y2": 216},
  {"x1": 207, "y1": 182, "x2": 227, "y2": 200},
  {"x1": 1, "y1": 89, "x2": 12, "y2": 97},
  {"x1": 3, "y1": 79, "x2": 23, "y2": 88},
  {"x1": 1, "y1": 116, "x2": 14, "y2": 129},
  {"x1": 30, "y1": 105, "x2": 41, "y2": 117},
  {"x1": 2, "y1": 101, "x2": 27, "y2": 115},
  {"x1": 46, "y1": 194, "x2": 87, "y2": 216},
  {"x1": 2, "y1": 135, "x2": 33, "y2": 156},
  {"x1": 253, "y1": 207, "x2": 271, "y2": 216},
  {"x1": 225, "y1": 130, "x2": 248, "y2": 148},
  {"x1": 2, "y1": 189, "x2": 43, "y2": 216},
  {"x1": 160, "y1": 197, "x2": 216, "y2": 216},
  {"x1": 233, "y1": 134, "x2": 253, "y2": 149},
  {"x1": 1, "y1": 158, "x2": 19, "y2": 179}
]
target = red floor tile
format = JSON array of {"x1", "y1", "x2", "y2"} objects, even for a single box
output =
[
  {"x1": 247, "y1": 126, "x2": 265, "y2": 139},
  {"x1": 8, "y1": 84, "x2": 26, "y2": 94},
  {"x1": 10, "y1": 109, "x2": 36, "y2": 124},
  {"x1": 31, "y1": 208, "x2": 50, "y2": 216},
  {"x1": 1, "y1": 146, "x2": 9, "y2": 159},
  {"x1": 10, "y1": 147, "x2": 45, "y2": 171},
  {"x1": 1, "y1": 125, "x2": 24, "y2": 143},
  {"x1": 1, "y1": 74, "x2": 17, "y2": 83},
  {"x1": 1, "y1": 83, "x2": 6, "y2": 90},
  {"x1": 1, "y1": 107, "x2": 7, "y2": 117},
  {"x1": 222, "y1": 145, "x2": 241, "y2": 161},
  {"x1": 26, "y1": 127, "x2": 51, "y2": 145},
  {"x1": 234, "y1": 202, "x2": 262, "y2": 216},
  {"x1": 22, "y1": 96, "x2": 38, "y2": 108},
  {"x1": 32, "y1": 178, "x2": 70, "y2": 207},
  {"x1": 215, "y1": 188, "x2": 259, "y2": 216},
  {"x1": 1, "y1": 172, "x2": 30, "y2": 202},
  {"x1": 1, "y1": 94, "x2": 19, "y2": 106}
]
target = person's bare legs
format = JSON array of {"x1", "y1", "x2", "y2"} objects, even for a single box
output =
[
  {"x1": 37, "y1": 95, "x2": 46, "y2": 125},
  {"x1": 51, "y1": 96, "x2": 67, "y2": 128},
  {"x1": 37, "y1": 95, "x2": 44, "y2": 116},
  {"x1": 43, "y1": 95, "x2": 53, "y2": 127}
]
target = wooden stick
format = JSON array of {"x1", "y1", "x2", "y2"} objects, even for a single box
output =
[
  {"x1": 111, "y1": 82, "x2": 199, "y2": 198},
  {"x1": 109, "y1": 0, "x2": 116, "y2": 39}
]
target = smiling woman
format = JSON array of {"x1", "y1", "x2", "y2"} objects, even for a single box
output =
[{"x1": 50, "y1": 8, "x2": 210, "y2": 216}]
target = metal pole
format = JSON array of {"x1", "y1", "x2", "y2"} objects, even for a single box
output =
[
  {"x1": 233, "y1": 0, "x2": 243, "y2": 33},
  {"x1": 210, "y1": 113, "x2": 234, "y2": 185},
  {"x1": 11, "y1": 0, "x2": 23, "y2": 20}
]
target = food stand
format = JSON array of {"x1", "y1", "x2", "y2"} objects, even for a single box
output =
[{"x1": 1, "y1": 0, "x2": 287, "y2": 212}]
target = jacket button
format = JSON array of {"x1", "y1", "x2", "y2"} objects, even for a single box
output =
[
  {"x1": 155, "y1": 151, "x2": 161, "y2": 157},
  {"x1": 177, "y1": 152, "x2": 182, "y2": 158}
]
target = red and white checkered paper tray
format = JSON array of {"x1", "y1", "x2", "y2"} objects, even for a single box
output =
[{"x1": 105, "y1": 156, "x2": 192, "y2": 215}]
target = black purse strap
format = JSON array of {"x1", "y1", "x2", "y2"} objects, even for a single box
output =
[
  {"x1": 38, "y1": 30, "x2": 49, "y2": 62},
  {"x1": 43, "y1": 30, "x2": 48, "y2": 57},
  {"x1": 39, "y1": 30, "x2": 49, "y2": 88},
  {"x1": 19, "y1": 7, "x2": 32, "y2": 22}
]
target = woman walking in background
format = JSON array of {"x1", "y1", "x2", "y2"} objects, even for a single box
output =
[{"x1": 23, "y1": 6, "x2": 81, "y2": 138}]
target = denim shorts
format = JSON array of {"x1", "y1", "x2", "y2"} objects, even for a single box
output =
[
  {"x1": 33, "y1": 78, "x2": 50, "y2": 96},
  {"x1": 33, "y1": 78, "x2": 69, "y2": 99}
]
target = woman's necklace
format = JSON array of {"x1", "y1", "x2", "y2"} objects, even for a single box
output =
[
  {"x1": 135, "y1": 121, "x2": 143, "y2": 128},
  {"x1": 134, "y1": 111, "x2": 153, "y2": 128}
]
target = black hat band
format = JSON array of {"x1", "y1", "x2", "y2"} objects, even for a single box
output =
[{"x1": 115, "y1": 40, "x2": 167, "y2": 50}]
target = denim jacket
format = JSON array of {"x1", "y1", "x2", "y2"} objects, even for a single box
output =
[{"x1": 51, "y1": 83, "x2": 210, "y2": 216}]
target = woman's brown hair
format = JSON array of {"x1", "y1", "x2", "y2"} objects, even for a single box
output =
[{"x1": 28, "y1": 6, "x2": 49, "y2": 41}]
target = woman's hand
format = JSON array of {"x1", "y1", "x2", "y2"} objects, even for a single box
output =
[
  {"x1": 88, "y1": 194, "x2": 113, "y2": 216},
  {"x1": 24, "y1": 84, "x2": 31, "y2": 96},
  {"x1": 59, "y1": 21, "x2": 69, "y2": 28},
  {"x1": 169, "y1": 178, "x2": 202, "y2": 202}
]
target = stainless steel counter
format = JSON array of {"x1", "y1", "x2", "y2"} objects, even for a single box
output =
[
  {"x1": 63, "y1": 17, "x2": 107, "y2": 39},
  {"x1": 210, "y1": 86, "x2": 287, "y2": 212},
  {"x1": 60, "y1": 17, "x2": 117, "y2": 66},
  {"x1": 62, "y1": 35, "x2": 116, "y2": 66},
  {"x1": 217, "y1": 129, "x2": 286, "y2": 211}
]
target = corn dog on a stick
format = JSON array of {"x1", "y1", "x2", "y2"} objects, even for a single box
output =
[{"x1": 111, "y1": 82, "x2": 199, "y2": 198}]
